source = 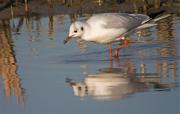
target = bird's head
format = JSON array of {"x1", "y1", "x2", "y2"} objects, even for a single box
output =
[{"x1": 64, "y1": 21, "x2": 85, "y2": 44}]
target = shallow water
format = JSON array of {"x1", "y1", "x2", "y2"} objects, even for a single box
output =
[{"x1": 0, "y1": 10, "x2": 180, "y2": 114}]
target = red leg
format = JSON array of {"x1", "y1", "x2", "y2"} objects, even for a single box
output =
[
  {"x1": 114, "y1": 39, "x2": 129, "y2": 58},
  {"x1": 109, "y1": 44, "x2": 113, "y2": 67},
  {"x1": 114, "y1": 46, "x2": 121, "y2": 58},
  {"x1": 123, "y1": 39, "x2": 129, "y2": 46}
]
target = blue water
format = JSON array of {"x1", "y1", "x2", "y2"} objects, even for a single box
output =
[{"x1": 0, "y1": 14, "x2": 179, "y2": 114}]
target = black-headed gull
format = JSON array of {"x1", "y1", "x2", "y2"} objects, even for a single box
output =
[{"x1": 64, "y1": 13, "x2": 151, "y2": 58}]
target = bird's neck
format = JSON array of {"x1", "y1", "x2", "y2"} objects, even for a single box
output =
[{"x1": 81, "y1": 23, "x2": 92, "y2": 41}]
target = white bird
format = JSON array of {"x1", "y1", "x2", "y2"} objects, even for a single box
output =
[{"x1": 64, "y1": 13, "x2": 151, "y2": 58}]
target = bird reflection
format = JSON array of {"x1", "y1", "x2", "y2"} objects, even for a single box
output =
[
  {"x1": 66, "y1": 60, "x2": 176, "y2": 101},
  {"x1": 67, "y1": 67, "x2": 146, "y2": 100}
]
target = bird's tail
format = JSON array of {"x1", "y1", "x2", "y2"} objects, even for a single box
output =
[
  {"x1": 136, "y1": 14, "x2": 171, "y2": 30},
  {"x1": 152, "y1": 14, "x2": 171, "y2": 22}
]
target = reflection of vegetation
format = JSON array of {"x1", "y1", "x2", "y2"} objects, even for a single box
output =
[
  {"x1": 155, "y1": 15, "x2": 177, "y2": 79},
  {"x1": 156, "y1": 15, "x2": 175, "y2": 41},
  {"x1": 136, "y1": 16, "x2": 177, "y2": 79},
  {"x1": 156, "y1": 15, "x2": 177, "y2": 57},
  {"x1": 0, "y1": 19, "x2": 25, "y2": 105}
]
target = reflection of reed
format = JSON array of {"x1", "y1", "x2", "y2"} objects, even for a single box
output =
[
  {"x1": 15, "y1": 17, "x2": 24, "y2": 33},
  {"x1": 136, "y1": 28, "x2": 152, "y2": 39},
  {"x1": 156, "y1": 15, "x2": 175, "y2": 41},
  {"x1": 69, "y1": 14, "x2": 77, "y2": 23},
  {"x1": 35, "y1": 15, "x2": 41, "y2": 33},
  {"x1": 140, "y1": 63, "x2": 146, "y2": 77},
  {"x1": 76, "y1": 38, "x2": 87, "y2": 53},
  {"x1": 138, "y1": 59, "x2": 177, "y2": 80},
  {"x1": 156, "y1": 61, "x2": 177, "y2": 79},
  {"x1": 47, "y1": 0, "x2": 55, "y2": 39},
  {"x1": 48, "y1": 15, "x2": 54, "y2": 38},
  {"x1": 25, "y1": 7, "x2": 30, "y2": 32},
  {"x1": 155, "y1": 15, "x2": 177, "y2": 79},
  {"x1": 0, "y1": 20, "x2": 25, "y2": 104}
]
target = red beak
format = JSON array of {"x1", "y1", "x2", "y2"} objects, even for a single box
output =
[{"x1": 64, "y1": 35, "x2": 73, "y2": 44}]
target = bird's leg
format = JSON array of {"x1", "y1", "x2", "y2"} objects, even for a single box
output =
[
  {"x1": 109, "y1": 43, "x2": 113, "y2": 67},
  {"x1": 114, "y1": 39, "x2": 129, "y2": 58}
]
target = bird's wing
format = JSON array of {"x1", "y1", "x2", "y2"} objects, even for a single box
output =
[{"x1": 87, "y1": 13, "x2": 150, "y2": 31}]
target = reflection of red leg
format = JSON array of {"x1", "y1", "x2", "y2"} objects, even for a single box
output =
[
  {"x1": 114, "y1": 39, "x2": 129, "y2": 58},
  {"x1": 109, "y1": 44, "x2": 113, "y2": 61},
  {"x1": 114, "y1": 46, "x2": 121, "y2": 58}
]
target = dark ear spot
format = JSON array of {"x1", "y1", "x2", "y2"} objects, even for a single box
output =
[{"x1": 81, "y1": 27, "x2": 84, "y2": 31}]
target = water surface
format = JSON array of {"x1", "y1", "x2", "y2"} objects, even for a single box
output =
[{"x1": 0, "y1": 3, "x2": 180, "y2": 114}]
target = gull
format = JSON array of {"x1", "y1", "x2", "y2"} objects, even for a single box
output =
[{"x1": 64, "y1": 13, "x2": 152, "y2": 59}]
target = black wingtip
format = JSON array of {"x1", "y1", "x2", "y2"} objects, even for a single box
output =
[{"x1": 148, "y1": 9, "x2": 166, "y2": 19}]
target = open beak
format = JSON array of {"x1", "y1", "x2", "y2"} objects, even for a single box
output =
[{"x1": 64, "y1": 35, "x2": 73, "y2": 44}]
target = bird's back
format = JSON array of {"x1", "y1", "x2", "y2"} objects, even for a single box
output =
[
  {"x1": 83, "y1": 13, "x2": 150, "y2": 43},
  {"x1": 87, "y1": 13, "x2": 150, "y2": 31}
]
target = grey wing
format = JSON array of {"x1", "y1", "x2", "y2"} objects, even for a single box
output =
[{"x1": 92, "y1": 13, "x2": 150, "y2": 30}]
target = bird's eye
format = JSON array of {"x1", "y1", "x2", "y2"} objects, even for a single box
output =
[
  {"x1": 81, "y1": 27, "x2": 84, "y2": 31},
  {"x1": 74, "y1": 30, "x2": 77, "y2": 33}
]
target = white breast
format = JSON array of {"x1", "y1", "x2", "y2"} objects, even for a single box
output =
[
  {"x1": 96, "y1": 29, "x2": 127, "y2": 43},
  {"x1": 82, "y1": 22, "x2": 127, "y2": 44}
]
